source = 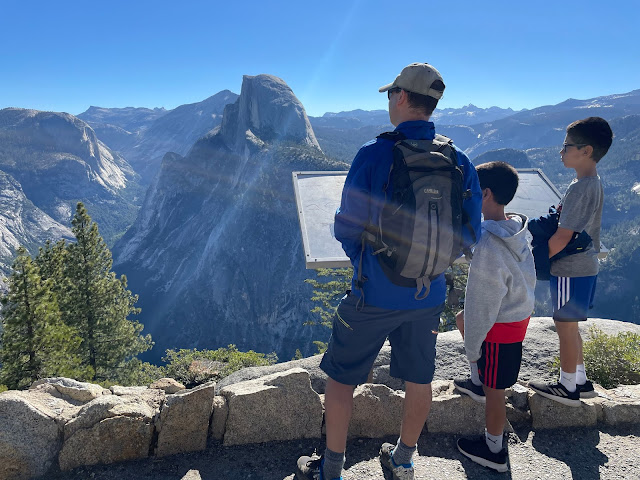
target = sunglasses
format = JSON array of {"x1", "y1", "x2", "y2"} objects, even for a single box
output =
[
  {"x1": 387, "y1": 87, "x2": 402, "y2": 99},
  {"x1": 561, "y1": 143, "x2": 587, "y2": 153}
]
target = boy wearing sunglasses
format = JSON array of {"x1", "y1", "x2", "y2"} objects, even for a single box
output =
[{"x1": 529, "y1": 117, "x2": 613, "y2": 405}]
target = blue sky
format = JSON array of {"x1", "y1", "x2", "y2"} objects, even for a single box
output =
[{"x1": 1, "y1": 0, "x2": 639, "y2": 117}]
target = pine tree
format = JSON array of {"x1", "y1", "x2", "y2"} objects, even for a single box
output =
[
  {"x1": 304, "y1": 268, "x2": 352, "y2": 328},
  {"x1": 0, "y1": 247, "x2": 85, "y2": 389},
  {"x1": 35, "y1": 239, "x2": 71, "y2": 320},
  {"x1": 64, "y1": 203, "x2": 152, "y2": 381},
  {"x1": 35, "y1": 240, "x2": 67, "y2": 280}
]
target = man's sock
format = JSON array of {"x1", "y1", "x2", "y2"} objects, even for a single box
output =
[
  {"x1": 559, "y1": 369, "x2": 577, "y2": 392},
  {"x1": 576, "y1": 364, "x2": 587, "y2": 385},
  {"x1": 485, "y1": 429, "x2": 503, "y2": 454},
  {"x1": 391, "y1": 438, "x2": 416, "y2": 467},
  {"x1": 470, "y1": 361, "x2": 481, "y2": 386},
  {"x1": 322, "y1": 447, "x2": 345, "y2": 480}
]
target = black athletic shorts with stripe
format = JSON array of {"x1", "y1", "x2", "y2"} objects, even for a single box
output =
[{"x1": 478, "y1": 340, "x2": 523, "y2": 390}]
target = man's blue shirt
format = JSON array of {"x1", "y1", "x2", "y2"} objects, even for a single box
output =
[{"x1": 334, "y1": 120, "x2": 482, "y2": 310}]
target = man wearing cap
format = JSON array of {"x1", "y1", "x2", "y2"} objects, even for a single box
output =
[{"x1": 296, "y1": 63, "x2": 482, "y2": 480}]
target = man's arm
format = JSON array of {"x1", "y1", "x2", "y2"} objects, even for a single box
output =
[
  {"x1": 334, "y1": 148, "x2": 371, "y2": 260},
  {"x1": 457, "y1": 148, "x2": 482, "y2": 246}
]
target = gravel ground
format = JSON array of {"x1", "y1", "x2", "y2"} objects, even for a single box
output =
[{"x1": 42, "y1": 424, "x2": 640, "y2": 480}]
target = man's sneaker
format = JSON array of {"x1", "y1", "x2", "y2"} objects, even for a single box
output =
[
  {"x1": 528, "y1": 381, "x2": 581, "y2": 407},
  {"x1": 453, "y1": 378, "x2": 486, "y2": 403},
  {"x1": 577, "y1": 380, "x2": 598, "y2": 398},
  {"x1": 379, "y1": 443, "x2": 414, "y2": 480},
  {"x1": 457, "y1": 437, "x2": 508, "y2": 473},
  {"x1": 295, "y1": 455, "x2": 342, "y2": 480}
]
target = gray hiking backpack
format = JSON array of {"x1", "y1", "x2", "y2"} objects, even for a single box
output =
[{"x1": 359, "y1": 131, "x2": 475, "y2": 300}]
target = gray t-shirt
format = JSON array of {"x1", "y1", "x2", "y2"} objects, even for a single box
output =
[{"x1": 550, "y1": 176, "x2": 603, "y2": 277}]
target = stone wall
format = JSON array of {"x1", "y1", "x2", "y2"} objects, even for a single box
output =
[{"x1": 1, "y1": 317, "x2": 639, "y2": 480}]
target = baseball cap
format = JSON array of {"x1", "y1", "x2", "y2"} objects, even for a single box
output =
[{"x1": 379, "y1": 62, "x2": 445, "y2": 99}]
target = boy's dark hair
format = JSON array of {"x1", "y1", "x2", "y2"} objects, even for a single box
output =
[
  {"x1": 566, "y1": 116, "x2": 613, "y2": 163},
  {"x1": 406, "y1": 80, "x2": 445, "y2": 117},
  {"x1": 476, "y1": 161, "x2": 519, "y2": 205}
]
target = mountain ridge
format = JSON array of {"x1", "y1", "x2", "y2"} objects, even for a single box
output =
[{"x1": 79, "y1": 90, "x2": 239, "y2": 183}]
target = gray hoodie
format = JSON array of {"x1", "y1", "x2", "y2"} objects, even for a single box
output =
[{"x1": 464, "y1": 213, "x2": 536, "y2": 362}]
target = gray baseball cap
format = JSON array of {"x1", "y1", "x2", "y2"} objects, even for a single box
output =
[{"x1": 379, "y1": 62, "x2": 445, "y2": 99}]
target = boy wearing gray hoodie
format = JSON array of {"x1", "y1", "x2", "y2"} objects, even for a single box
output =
[{"x1": 454, "y1": 161, "x2": 536, "y2": 473}]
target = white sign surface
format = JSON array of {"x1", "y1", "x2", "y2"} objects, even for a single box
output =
[{"x1": 293, "y1": 169, "x2": 564, "y2": 269}]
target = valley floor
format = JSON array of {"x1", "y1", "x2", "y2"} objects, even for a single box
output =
[{"x1": 42, "y1": 424, "x2": 640, "y2": 480}]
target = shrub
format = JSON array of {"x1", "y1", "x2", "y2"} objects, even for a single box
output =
[
  {"x1": 96, "y1": 360, "x2": 167, "y2": 388},
  {"x1": 162, "y1": 345, "x2": 277, "y2": 387},
  {"x1": 0, "y1": 384, "x2": 7, "y2": 393},
  {"x1": 582, "y1": 327, "x2": 640, "y2": 388},
  {"x1": 550, "y1": 327, "x2": 640, "y2": 388}
]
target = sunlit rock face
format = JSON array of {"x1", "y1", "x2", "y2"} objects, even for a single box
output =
[
  {"x1": 220, "y1": 75, "x2": 320, "y2": 153},
  {"x1": 0, "y1": 170, "x2": 73, "y2": 280}
]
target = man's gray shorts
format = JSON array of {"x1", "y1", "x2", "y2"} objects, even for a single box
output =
[{"x1": 320, "y1": 293, "x2": 444, "y2": 386}]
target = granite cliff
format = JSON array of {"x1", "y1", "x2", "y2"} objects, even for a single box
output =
[
  {"x1": 113, "y1": 75, "x2": 341, "y2": 362},
  {"x1": 0, "y1": 170, "x2": 73, "y2": 278}
]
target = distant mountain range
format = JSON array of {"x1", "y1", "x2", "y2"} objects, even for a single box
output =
[
  {"x1": 78, "y1": 91, "x2": 238, "y2": 183},
  {"x1": 78, "y1": 106, "x2": 167, "y2": 133},
  {"x1": 312, "y1": 104, "x2": 519, "y2": 129},
  {"x1": 1, "y1": 83, "x2": 639, "y2": 355}
]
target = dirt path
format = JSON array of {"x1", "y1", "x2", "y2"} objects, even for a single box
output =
[{"x1": 42, "y1": 424, "x2": 640, "y2": 480}]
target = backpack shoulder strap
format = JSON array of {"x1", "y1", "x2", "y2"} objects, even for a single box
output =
[
  {"x1": 432, "y1": 134, "x2": 458, "y2": 164},
  {"x1": 433, "y1": 133, "x2": 477, "y2": 252}
]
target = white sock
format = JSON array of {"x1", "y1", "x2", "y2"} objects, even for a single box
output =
[
  {"x1": 576, "y1": 364, "x2": 587, "y2": 385},
  {"x1": 485, "y1": 429, "x2": 503, "y2": 454},
  {"x1": 559, "y1": 369, "x2": 577, "y2": 392},
  {"x1": 470, "y1": 362, "x2": 481, "y2": 386}
]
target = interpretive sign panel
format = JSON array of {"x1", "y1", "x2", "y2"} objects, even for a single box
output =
[{"x1": 293, "y1": 169, "x2": 567, "y2": 269}]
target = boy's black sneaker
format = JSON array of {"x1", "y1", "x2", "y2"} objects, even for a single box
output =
[
  {"x1": 296, "y1": 454, "x2": 342, "y2": 480},
  {"x1": 577, "y1": 380, "x2": 597, "y2": 398},
  {"x1": 453, "y1": 378, "x2": 486, "y2": 403},
  {"x1": 457, "y1": 437, "x2": 508, "y2": 473},
  {"x1": 528, "y1": 381, "x2": 581, "y2": 407}
]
